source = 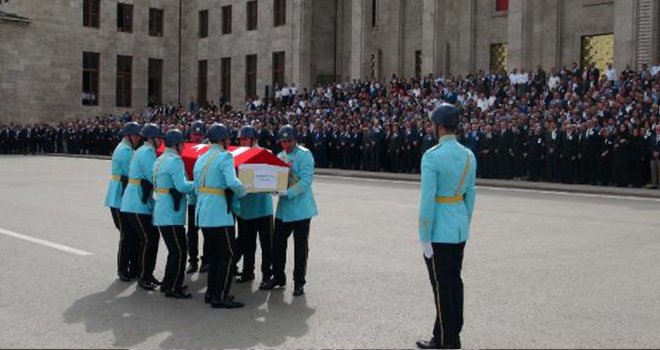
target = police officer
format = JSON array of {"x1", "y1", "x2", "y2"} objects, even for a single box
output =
[
  {"x1": 186, "y1": 120, "x2": 209, "y2": 274},
  {"x1": 417, "y1": 104, "x2": 477, "y2": 349},
  {"x1": 261, "y1": 125, "x2": 318, "y2": 296},
  {"x1": 153, "y1": 129, "x2": 195, "y2": 299},
  {"x1": 104, "y1": 122, "x2": 141, "y2": 282},
  {"x1": 120, "y1": 123, "x2": 164, "y2": 291},
  {"x1": 193, "y1": 123, "x2": 247, "y2": 309},
  {"x1": 234, "y1": 126, "x2": 274, "y2": 288}
]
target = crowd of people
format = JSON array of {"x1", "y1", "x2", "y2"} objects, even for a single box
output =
[{"x1": 2, "y1": 62, "x2": 660, "y2": 188}]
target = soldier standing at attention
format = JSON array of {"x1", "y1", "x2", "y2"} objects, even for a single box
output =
[
  {"x1": 186, "y1": 120, "x2": 209, "y2": 274},
  {"x1": 104, "y1": 122, "x2": 141, "y2": 282},
  {"x1": 417, "y1": 104, "x2": 477, "y2": 349},
  {"x1": 153, "y1": 129, "x2": 195, "y2": 299},
  {"x1": 121, "y1": 123, "x2": 164, "y2": 291},
  {"x1": 194, "y1": 123, "x2": 247, "y2": 309},
  {"x1": 234, "y1": 126, "x2": 274, "y2": 288},
  {"x1": 261, "y1": 125, "x2": 318, "y2": 297}
]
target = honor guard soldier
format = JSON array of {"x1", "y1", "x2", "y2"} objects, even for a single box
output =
[
  {"x1": 104, "y1": 122, "x2": 141, "y2": 282},
  {"x1": 153, "y1": 129, "x2": 195, "y2": 299},
  {"x1": 186, "y1": 120, "x2": 209, "y2": 274},
  {"x1": 417, "y1": 104, "x2": 477, "y2": 349},
  {"x1": 193, "y1": 123, "x2": 247, "y2": 309},
  {"x1": 120, "y1": 123, "x2": 165, "y2": 291},
  {"x1": 261, "y1": 125, "x2": 318, "y2": 296},
  {"x1": 234, "y1": 126, "x2": 274, "y2": 288}
]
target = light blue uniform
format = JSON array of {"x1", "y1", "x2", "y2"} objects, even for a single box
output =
[
  {"x1": 120, "y1": 143, "x2": 158, "y2": 215},
  {"x1": 237, "y1": 193, "x2": 273, "y2": 220},
  {"x1": 104, "y1": 138, "x2": 134, "y2": 209},
  {"x1": 275, "y1": 145, "x2": 318, "y2": 222},
  {"x1": 152, "y1": 148, "x2": 195, "y2": 226},
  {"x1": 418, "y1": 135, "x2": 477, "y2": 243},
  {"x1": 193, "y1": 144, "x2": 246, "y2": 227}
]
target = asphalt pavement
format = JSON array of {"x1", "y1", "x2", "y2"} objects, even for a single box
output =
[{"x1": 1, "y1": 155, "x2": 659, "y2": 349}]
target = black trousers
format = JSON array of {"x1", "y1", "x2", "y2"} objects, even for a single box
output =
[
  {"x1": 236, "y1": 216, "x2": 273, "y2": 279},
  {"x1": 424, "y1": 242, "x2": 465, "y2": 348},
  {"x1": 203, "y1": 226, "x2": 236, "y2": 302},
  {"x1": 124, "y1": 213, "x2": 160, "y2": 281},
  {"x1": 186, "y1": 205, "x2": 208, "y2": 265},
  {"x1": 157, "y1": 225, "x2": 188, "y2": 292},
  {"x1": 112, "y1": 208, "x2": 138, "y2": 276},
  {"x1": 272, "y1": 218, "x2": 310, "y2": 287}
]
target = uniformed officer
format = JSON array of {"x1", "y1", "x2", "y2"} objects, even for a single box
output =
[
  {"x1": 120, "y1": 123, "x2": 164, "y2": 291},
  {"x1": 261, "y1": 125, "x2": 318, "y2": 296},
  {"x1": 104, "y1": 122, "x2": 141, "y2": 282},
  {"x1": 186, "y1": 120, "x2": 209, "y2": 274},
  {"x1": 193, "y1": 123, "x2": 247, "y2": 309},
  {"x1": 234, "y1": 125, "x2": 274, "y2": 288},
  {"x1": 417, "y1": 103, "x2": 477, "y2": 349},
  {"x1": 153, "y1": 129, "x2": 195, "y2": 299}
]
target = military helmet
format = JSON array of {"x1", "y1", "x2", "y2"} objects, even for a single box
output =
[
  {"x1": 121, "y1": 122, "x2": 141, "y2": 136},
  {"x1": 190, "y1": 120, "x2": 206, "y2": 136},
  {"x1": 141, "y1": 123, "x2": 164, "y2": 138},
  {"x1": 430, "y1": 103, "x2": 460, "y2": 128},
  {"x1": 206, "y1": 123, "x2": 229, "y2": 142},
  {"x1": 238, "y1": 125, "x2": 257, "y2": 139},
  {"x1": 164, "y1": 129, "x2": 185, "y2": 147},
  {"x1": 277, "y1": 125, "x2": 296, "y2": 142}
]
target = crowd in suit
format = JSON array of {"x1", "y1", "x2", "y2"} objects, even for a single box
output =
[{"x1": 2, "y1": 62, "x2": 660, "y2": 188}]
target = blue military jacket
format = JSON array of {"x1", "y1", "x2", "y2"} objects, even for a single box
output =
[
  {"x1": 193, "y1": 144, "x2": 246, "y2": 227},
  {"x1": 152, "y1": 148, "x2": 195, "y2": 226},
  {"x1": 120, "y1": 143, "x2": 158, "y2": 215},
  {"x1": 104, "y1": 138, "x2": 134, "y2": 209},
  {"x1": 238, "y1": 193, "x2": 273, "y2": 220},
  {"x1": 418, "y1": 135, "x2": 477, "y2": 243},
  {"x1": 275, "y1": 145, "x2": 318, "y2": 222}
]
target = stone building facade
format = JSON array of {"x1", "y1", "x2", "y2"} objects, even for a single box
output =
[{"x1": 1, "y1": 0, "x2": 659, "y2": 123}]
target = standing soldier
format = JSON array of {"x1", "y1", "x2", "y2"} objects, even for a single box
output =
[
  {"x1": 120, "y1": 123, "x2": 164, "y2": 291},
  {"x1": 261, "y1": 125, "x2": 318, "y2": 296},
  {"x1": 186, "y1": 120, "x2": 209, "y2": 274},
  {"x1": 234, "y1": 126, "x2": 274, "y2": 288},
  {"x1": 104, "y1": 122, "x2": 141, "y2": 282},
  {"x1": 417, "y1": 104, "x2": 477, "y2": 350},
  {"x1": 153, "y1": 129, "x2": 195, "y2": 299},
  {"x1": 194, "y1": 123, "x2": 247, "y2": 309}
]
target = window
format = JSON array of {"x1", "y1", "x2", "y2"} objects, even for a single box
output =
[
  {"x1": 116, "y1": 55, "x2": 132, "y2": 107},
  {"x1": 245, "y1": 54, "x2": 257, "y2": 99},
  {"x1": 221, "y1": 57, "x2": 232, "y2": 100},
  {"x1": 247, "y1": 1, "x2": 258, "y2": 31},
  {"x1": 198, "y1": 60, "x2": 208, "y2": 104},
  {"x1": 82, "y1": 52, "x2": 99, "y2": 106},
  {"x1": 490, "y1": 43, "x2": 508, "y2": 72},
  {"x1": 199, "y1": 10, "x2": 208, "y2": 38},
  {"x1": 495, "y1": 0, "x2": 508, "y2": 12},
  {"x1": 117, "y1": 3, "x2": 133, "y2": 33},
  {"x1": 222, "y1": 6, "x2": 232, "y2": 34},
  {"x1": 83, "y1": 0, "x2": 100, "y2": 28},
  {"x1": 274, "y1": 0, "x2": 286, "y2": 27},
  {"x1": 414, "y1": 50, "x2": 422, "y2": 79},
  {"x1": 272, "y1": 51, "x2": 285, "y2": 86},
  {"x1": 371, "y1": 0, "x2": 378, "y2": 27},
  {"x1": 148, "y1": 59, "x2": 163, "y2": 106},
  {"x1": 149, "y1": 8, "x2": 164, "y2": 37}
]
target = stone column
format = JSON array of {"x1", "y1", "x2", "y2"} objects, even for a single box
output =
[
  {"x1": 421, "y1": 0, "x2": 444, "y2": 75},
  {"x1": 613, "y1": 0, "x2": 635, "y2": 71},
  {"x1": 291, "y1": 0, "x2": 312, "y2": 89},
  {"x1": 457, "y1": 0, "x2": 475, "y2": 74},
  {"x1": 507, "y1": 0, "x2": 533, "y2": 71},
  {"x1": 349, "y1": 0, "x2": 365, "y2": 79}
]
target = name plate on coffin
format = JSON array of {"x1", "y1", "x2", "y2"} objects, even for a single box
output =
[{"x1": 238, "y1": 164, "x2": 289, "y2": 193}]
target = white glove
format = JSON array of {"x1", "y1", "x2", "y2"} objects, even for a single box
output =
[{"x1": 421, "y1": 242, "x2": 433, "y2": 259}]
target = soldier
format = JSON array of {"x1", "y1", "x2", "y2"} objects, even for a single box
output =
[
  {"x1": 193, "y1": 123, "x2": 247, "y2": 309},
  {"x1": 261, "y1": 125, "x2": 318, "y2": 296},
  {"x1": 185, "y1": 120, "x2": 209, "y2": 274},
  {"x1": 120, "y1": 123, "x2": 164, "y2": 291},
  {"x1": 417, "y1": 103, "x2": 477, "y2": 350},
  {"x1": 104, "y1": 122, "x2": 141, "y2": 282},
  {"x1": 153, "y1": 129, "x2": 195, "y2": 299},
  {"x1": 234, "y1": 126, "x2": 274, "y2": 288}
]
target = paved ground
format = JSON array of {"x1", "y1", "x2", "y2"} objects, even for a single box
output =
[{"x1": 1, "y1": 155, "x2": 659, "y2": 349}]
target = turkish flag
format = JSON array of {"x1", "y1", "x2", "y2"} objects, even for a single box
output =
[{"x1": 157, "y1": 143, "x2": 288, "y2": 179}]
